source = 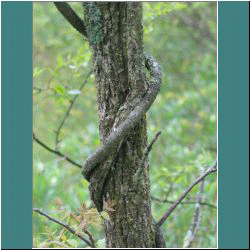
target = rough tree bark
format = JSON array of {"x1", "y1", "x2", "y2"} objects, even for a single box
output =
[{"x1": 82, "y1": 2, "x2": 164, "y2": 248}]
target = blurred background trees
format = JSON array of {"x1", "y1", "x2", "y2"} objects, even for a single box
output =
[{"x1": 33, "y1": 2, "x2": 217, "y2": 248}]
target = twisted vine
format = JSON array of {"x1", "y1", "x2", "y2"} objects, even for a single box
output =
[
  {"x1": 82, "y1": 54, "x2": 162, "y2": 211},
  {"x1": 82, "y1": 54, "x2": 161, "y2": 180}
]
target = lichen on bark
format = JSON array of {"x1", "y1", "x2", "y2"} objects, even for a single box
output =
[{"x1": 83, "y1": 2, "x2": 103, "y2": 45}]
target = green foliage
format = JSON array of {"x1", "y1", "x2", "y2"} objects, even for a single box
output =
[
  {"x1": 143, "y1": 2, "x2": 217, "y2": 247},
  {"x1": 144, "y1": 2, "x2": 188, "y2": 19},
  {"x1": 33, "y1": 2, "x2": 217, "y2": 248}
]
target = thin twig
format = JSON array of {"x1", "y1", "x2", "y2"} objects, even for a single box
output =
[
  {"x1": 33, "y1": 87, "x2": 44, "y2": 94},
  {"x1": 183, "y1": 179, "x2": 205, "y2": 248},
  {"x1": 157, "y1": 161, "x2": 217, "y2": 227},
  {"x1": 143, "y1": 131, "x2": 162, "y2": 163},
  {"x1": 54, "y1": 2, "x2": 88, "y2": 37},
  {"x1": 134, "y1": 131, "x2": 161, "y2": 187},
  {"x1": 33, "y1": 132, "x2": 82, "y2": 169},
  {"x1": 55, "y1": 70, "x2": 92, "y2": 148},
  {"x1": 151, "y1": 197, "x2": 217, "y2": 209},
  {"x1": 33, "y1": 208, "x2": 95, "y2": 247},
  {"x1": 82, "y1": 229, "x2": 95, "y2": 247}
]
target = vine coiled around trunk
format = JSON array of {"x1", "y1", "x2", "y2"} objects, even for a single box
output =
[
  {"x1": 82, "y1": 54, "x2": 162, "y2": 212},
  {"x1": 82, "y1": 54, "x2": 161, "y2": 181}
]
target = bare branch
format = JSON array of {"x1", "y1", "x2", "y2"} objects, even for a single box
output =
[
  {"x1": 143, "y1": 131, "x2": 161, "y2": 162},
  {"x1": 33, "y1": 87, "x2": 44, "y2": 94},
  {"x1": 33, "y1": 132, "x2": 82, "y2": 169},
  {"x1": 183, "y1": 179, "x2": 205, "y2": 248},
  {"x1": 151, "y1": 197, "x2": 217, "y2": 209},
  {"x1": 55, "y1": 70, "x2": 92, "y2": 148},
  {"x1": 157, "y1": 161, "x2": 217, "y2": 227},
  {"x1": 54, "y1": 2, "x2": 88, "y2": 38},
  {"x1": 33, "y1": 208, "x2": 95, "y2": 247},
  {"x1": 134, "y1": 131, "x2": 162, "y2": 187}
]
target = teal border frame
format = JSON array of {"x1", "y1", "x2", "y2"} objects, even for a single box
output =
[
  {"x1": 218, "y1": 2, "x2": 249, "y2": 249},
  {"x1": 1, "y1": 1, "x2": 249, "y2": 249},
  {"x1": 1, "y1": 2, "x2": 33, "y2": 249}
]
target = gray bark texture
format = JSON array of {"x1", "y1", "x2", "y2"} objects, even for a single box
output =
[{"x1": 83, "y1": 2, "x2": 165, "y2": 248}]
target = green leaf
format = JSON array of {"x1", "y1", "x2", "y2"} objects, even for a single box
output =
[{"x1": 54, "y1": 84, "x2": 65, "y2": 95}]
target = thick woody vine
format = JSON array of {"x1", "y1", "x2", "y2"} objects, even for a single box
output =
[{"x1": 33, "y1": 2, "x2": 217, "y2": 248}]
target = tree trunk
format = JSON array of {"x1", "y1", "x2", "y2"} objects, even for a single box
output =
[{"x1": 84, "y1": 2, "x2": 162, "y2": 247}]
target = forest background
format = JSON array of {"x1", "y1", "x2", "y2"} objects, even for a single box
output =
[{"x1": 33, "y1": 2, "x2": 217, "y2": 248}]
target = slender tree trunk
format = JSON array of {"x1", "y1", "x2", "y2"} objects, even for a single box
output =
[{"x1": 84, "y1": 2, "x2": 160, "y2": 247}]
